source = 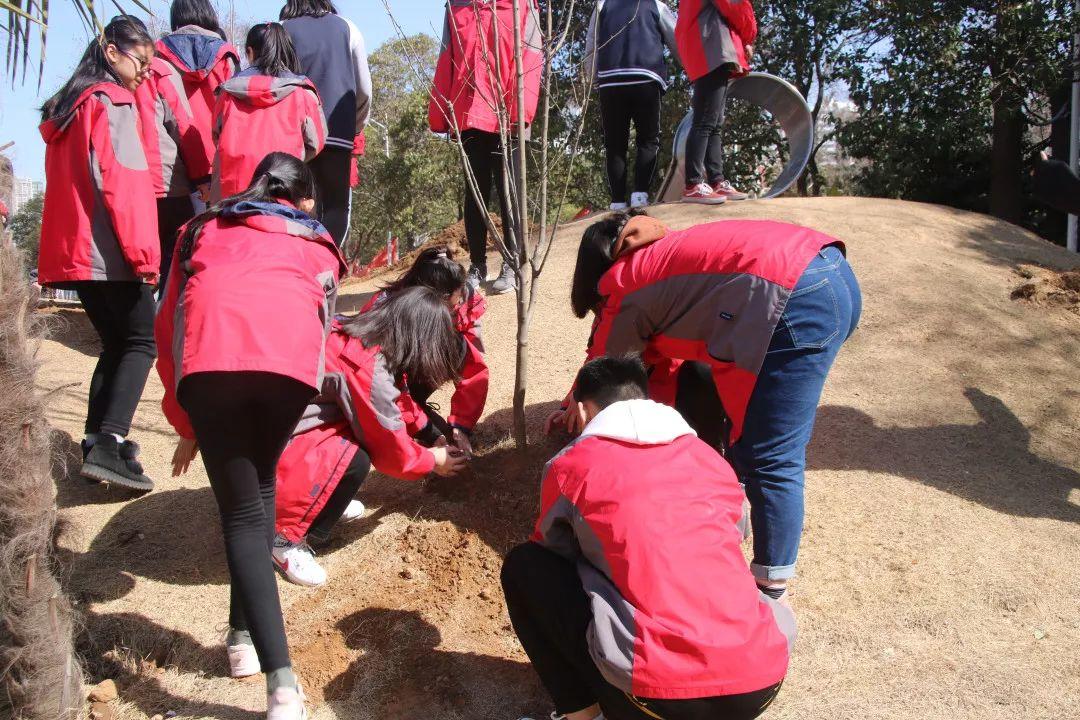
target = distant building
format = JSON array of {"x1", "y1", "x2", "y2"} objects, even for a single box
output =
[{"x1": 11, "y1": 177, "x2": 44, "y2": 216}]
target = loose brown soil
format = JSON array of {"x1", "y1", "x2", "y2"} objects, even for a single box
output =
[
  {"x1": 1011, "y1": 264, "x2": 1080, "y2": 313},
  {"x1": 40, "y1": 198, "x2": 1080, "y2": 720}
]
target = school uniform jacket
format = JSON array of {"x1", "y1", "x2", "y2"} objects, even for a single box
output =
[
  {"x1": 155, "y1": 201, "x2": 346, "y2": 439},
  {"x1": 37, "y1": 82, "x2": 160, "y2": 285},
  {"x1": 572, "y1": 217, "x2": 843, "y2": 443},
  {"x1": 135, "y1": 57, "x2": 213, "y2": 198},
  {"x1": 533, "y1": 399, "x2": 794, "y2": 698},
  {"x1": 156, "y1": 26, "x2": 239, "y2": 143},
  {"x1": 275, "y1": 323, "x2": 437, "y2": 542},
  {"x1": 584, "y1": 0, "x2": 680, "y2": 90},
  {"x1": 429, "y1": 0, "x2": 544, "y2": 135},
  {"x1": 211, "y1": 68, "x2": 327, "y2": 200},
  {"x1": 360, "y1": 287, "x2": 489, "y2": 432},
  {"x1": 676, "y1": 0, "x2": 757, "y2": 82}
]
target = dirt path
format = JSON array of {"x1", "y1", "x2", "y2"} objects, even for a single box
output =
[{"x1": 41, "y1": 197, "x2": 1079, "y2": 719}]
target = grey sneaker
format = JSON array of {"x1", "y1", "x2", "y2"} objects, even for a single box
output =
[
  {"x1": 466, "y1": 265, "x2": 485, "y2": 293},
  {"x1": 489, "y1": 264, "x2": 517, "y2": 295},
  {"x1": 80, "y1": 436, "x2": 154, "y2": 492}
]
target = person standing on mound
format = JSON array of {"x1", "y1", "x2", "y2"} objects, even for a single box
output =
[
  {"x1": 429, "y1": 0, "x2": 544, "y2": 295},
  {"x1": 273, "y1": 287, "x2": 469, "y2": 587},
  {"x1": 280, "y1": 0, "x2": 372, "y2": 247},
  {"x1": 210, "y1": 23, "x2": 326, "y2": 201},
  {"x1": 585, "y1": 0, "x2": 680, "y2": 211},
  {"x1": 676, "y1": 0, "x2": 757, "y2": 204},
  {"x1": 157, "y1": 153, "x2": 345, "y2": 720},
  {"x1": 38, "y1": 17, "x2": 160, "y2": 492},
  {"x1": 508, "y1": 356, "x2": 795, "y2": 720},
  {"x1": 546, "y1": 211, "x2": 861, "y2": 601}
]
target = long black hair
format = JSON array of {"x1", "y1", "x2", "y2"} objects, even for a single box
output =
[
  {"x1": 177, "y1": 152, "x2": 318, "y2": 263},
  {"x1": 170, "y1": 0, "x2": 227, "y2": 39},
  {"x1": 570, "y1": 210, "x2": 643, "y2": 318},
  {"x1": 41, "y1": 16, "x2": 152, "y2": 122},
  {"x1": 382, "y1": 245, "x2": 466, "y2": 300},
  {"x1": 279, "y1": 0, "x2": 337, "y2": 20},
  {"x1": 343, "y1": 286, "x2": 463, "y2": 391},
  {"x1": 246, "y1": 23, "x2": 302, "y2": 76}
]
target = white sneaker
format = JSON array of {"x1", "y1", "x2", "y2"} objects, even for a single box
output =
[
  {"x1": 227, "y1": 638, "x2": 261, "y2": 678},
  {"x1": 609, "y1": 201, "x2": 628, "y2": 211},
  {"x1": 267, "y1": 684, "x2": 307, "y2": 720},
  {"x1": 630, "y1": 192, "x2": 649, "y2": 208},
  {"x1": 272, "y1": 536, "x2": 327, "y2": 587},
  {"x1": 340, "y1": 499, "x2": 366, "y2": 522}
]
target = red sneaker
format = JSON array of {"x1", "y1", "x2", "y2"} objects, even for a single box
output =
[
  {"x1": 712, "y1": 179, "x2": 749, "y2": 201},
  {"x1": 681, "y1": 182, "x2": 728, "y2": 205}
]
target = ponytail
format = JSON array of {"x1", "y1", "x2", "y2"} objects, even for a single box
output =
[
  {"x1": 381, "y1": 245, "x2": 466, "y2": 299},
  {"x1": 246, "y1": 23, "x2": 302, "y2": 76}
]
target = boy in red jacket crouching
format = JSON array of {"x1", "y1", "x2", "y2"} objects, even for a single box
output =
[{"x1": 503, "y1": 356, "x2": 794, "y2": 720}]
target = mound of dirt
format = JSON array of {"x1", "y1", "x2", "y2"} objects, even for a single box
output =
[
  {"x1": 1011, "y1": 265, "x2": 1080, "y2": 312},
  {"x1": 39, "y1": 197, "x2": 1080, "y2": 720}
]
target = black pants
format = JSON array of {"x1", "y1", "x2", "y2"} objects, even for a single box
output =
[
  {"x1": 157, "y1": 195, "x2": 195, "y2": 291},
  {"x1": 501, "y1": 543, "x2": 782, "y2": 720},
  {"x1": 685, "y1": 66, "x2": 732, "y2": 187},
  {"x1": 73, "y1": 281, "x2": 157, "y2": 437},
  {"x1": 309, "y1": 147, "x2": 352, "y2": 247},
  {"x1": 673, "y1": 361, "x2": 730, "y2": 455},
  {"x1": 179, "y1": 371, "x2": 314, "y2": 674},
  {"x1": 306, "y1": 447, "x2": 370, "y2": 546},
  {"x1": 405, "y1": 381, "x2": 453, "y2": 447},
  {"x1": 461, "y1": 129, "x2": 518, "y2": 271},
  {"x1": 599, "y1": 82, "x2": 662, "y2": 203}
]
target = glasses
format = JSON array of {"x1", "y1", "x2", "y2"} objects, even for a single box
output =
[{"x1": 121, "y1": 49, "x2": 152, "y2": 73}]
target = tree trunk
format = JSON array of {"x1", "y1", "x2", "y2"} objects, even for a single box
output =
[
  {"x1": 989, "y1": 84, "x2": 1025, "y2": 224},
  {"x1": 511, "y1": 0, "x2": 530, "y2": 450}
]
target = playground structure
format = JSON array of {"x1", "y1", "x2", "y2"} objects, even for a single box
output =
[{"x1": 658, "y1": 72, "x2": 814, "y2": 202}]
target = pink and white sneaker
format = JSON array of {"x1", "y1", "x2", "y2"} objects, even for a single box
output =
[
  {"x1": 267, "y1": 684, "x2": 307, "y2": 720},
  {"x1": 227, "y1": 638, "x2": 261, "y2": 678},
  {"x1": 681, "y1": 182, "x2": 728, "y2": 205},
  {"x1": 711, "y1": 179, "x2": 749, "y2": 201}
]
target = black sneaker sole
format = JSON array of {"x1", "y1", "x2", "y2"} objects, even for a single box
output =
[{"x1": 80, "y1": 463, "x2": 154, "y2": 492}]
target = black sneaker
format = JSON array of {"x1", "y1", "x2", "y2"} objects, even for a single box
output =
[
  {"x1": 80, "y1": 435, "x2": 154, "y2": 492},
  {"x1": 466, "y1": 265, "x2": 485, "y2": 293},
  {"x1": 80, "y1": 439, "x2": 102, "y2": 484}
]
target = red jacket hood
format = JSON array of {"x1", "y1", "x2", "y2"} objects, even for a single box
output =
[
  {"x1": 39, "y1": 82, "x2": 133, "y2": 143},
  {"x1": 212, "y1": 200, "x2": 347, "y2": 276},
  {"x1": 219, "y1": 69, "x2": 319, "y2": 108},
  {"x1": 157, "y1": 27, "x2": 239, "y2": 79},
  {"x1": 579, "y1": 399, "x2": 695, "y2": 446}
]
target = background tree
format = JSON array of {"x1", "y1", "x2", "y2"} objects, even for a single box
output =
[{"x1": 8, "y1": 190, "x2": 43, "y2": 271}]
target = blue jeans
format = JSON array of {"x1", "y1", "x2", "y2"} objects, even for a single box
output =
[{"x1": 729, "y1": 245, "x2": 862, "y2": 581}]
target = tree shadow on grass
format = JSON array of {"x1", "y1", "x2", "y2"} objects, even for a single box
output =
[
  {"x1": 40, "y1": 307, "x2": 100, "y2": 357},
  {"x1": 810, "y1": 388, "x2": 1080, "y2": 523}
]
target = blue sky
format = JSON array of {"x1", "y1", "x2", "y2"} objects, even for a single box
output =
[{"x1": 0, "y1": 1, "x2": 444, "y2": 182}]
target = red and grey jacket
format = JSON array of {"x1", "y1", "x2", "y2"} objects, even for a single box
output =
[
  {"x1": 134, "y1": 57, "x2": 213, "y2": 198},
  {"x1": 570, "y1": 216, "x2": 843, "y2": 443},
  {"x1": 360, "y1": 287, "x2": 489, "y2": 431},
  {"x1": 275, "y1": 323, "x2": 437, "y2": 542},
  {"x1": 38, "y1": 82, "x2": 160, "y2": 285},
  {"x1": 429, "y1": 0, "x2": 544, "y2": 135},
  {"x1": 156, "y1": 26, "x2": 239, "y2": 147},
  {"x1": 533, "y1": 399, "x2": 794, "y2": 698},
  {"x1": 155, "y1": 201, "x2": 346, "y2": 439},
  {"x1": 211, "y1": 68, "x2": 327, "y2": 200},
  {"x1": 676, "y1": 0, "x2": 757, "y2": 82}
]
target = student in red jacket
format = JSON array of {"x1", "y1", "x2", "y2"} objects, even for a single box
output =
[
  {"x1": 157, "y1": 0, "x2": 240, "y2": 160},
  {"x1": 507, "y1": 356, "x2": 795, "y2": 720},
  {"x1": 676, "y1": 0, "x2": 757, "y2": 204},
  {"x1": 360, "y1": 246, "x2": 489, "y2": 456},
  {"x1": 273, "y1": 287, "x2": 469, "y2": 586},
  {"x1": 38, "y1": 17, "x2": 159, "y2": 492},
  {"x1": 546, "y1": 211, "x2": 861, "y2": 600},
  {"x1": 211, "y1": 23, "x2": 327, "y2": 201},
  {"x1": 157, "y1": 152, "x2": 345, "y2": 720},
  {"x1": 429, "y1": 0, "x2": 543, "y2": 295}
]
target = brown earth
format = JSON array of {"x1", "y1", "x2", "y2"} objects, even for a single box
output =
[{"x1": 39, "y1": 197, "x2": 1080, "y2": 720}]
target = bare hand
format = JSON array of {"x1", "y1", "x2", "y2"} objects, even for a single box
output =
[
  {"x1": 172, "y1": 437, "x2": 199, "y2": 477},
  {"x1": 746, "y1": 44, "x2": 754, "y2": 60},
  {"x1": 544, "y1": 406, "x2": 585, "y2": 436},
  {"x1": 431, "y1": 447, "x2": 468, "y2": 477},
  {"x1": 197, "y1": 183, "x2": 211, "y2": 203},
  {"x1": 451, "y1": 428, "x2": 474, "y2": 458}
]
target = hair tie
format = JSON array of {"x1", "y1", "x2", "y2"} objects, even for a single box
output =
[{"x1": 436, "y1": 251, "x2": 448, "y2": 259}]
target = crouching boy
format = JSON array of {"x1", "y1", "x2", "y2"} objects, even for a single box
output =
[{"x1": 502, "y1": 356, "x2": 795, "y2": 720}]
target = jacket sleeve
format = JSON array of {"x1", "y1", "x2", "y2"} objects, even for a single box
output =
[
  {"x1": 448, "y1": 336, "x2": 489, "y2": 432},
  {"x1": 345, "y1": 18, "x2": 373, "y2": 131},
  {"x1": 344, "y1": 351, "x2": 435, "y2": 480},
  {"x1": 583, "y1": 3, "x2": 600, "y2": 83},
  {"x1": 656, "y1": 0, "x2": 683, "y2": 67},
  {"x1": 520, "y1": 0, "x2": 544, "y2": 125},
  {"x1": 154, "y1": 251, "x2": 195, "y2": 439},
  {"x1": 91, "y1": 97, "x2": 161, "y2": 282},
  {"x1": 562, "y1": 294, "x2": 646, "y2": 408},
  {"x1": 429, "y1": 7, "x2": 454, "y2": 134},
  {"x1": 530, "y1": 460, "x2": 582, "y2": 562},
  {"x1": 301, "y1": 89, "x2": 328, "y2": 161},
  {"x1": 714, "y1": 0, "x2": 758, "y2": 45},
  {"x1": 161, "y1": 71, "x2": 213, "y2": 183},
  {"x1": 395, "y1": 387, "x2": 431, "y2": 438}
]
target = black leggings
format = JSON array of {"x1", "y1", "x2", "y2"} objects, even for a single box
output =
[
  {"x1": 501, "y1": 543, "x2": 782, "y2": 720},
  {"x1": 685, "y1": 66, "x2": 732, "y2": 187},
  {"x1": 73, "y1": 281, "x2": 157, "y2": 437},
  {"x1": 599, "y1": 82, "x2": 663, "y2": 203},
  {"x1": 306, "y1": 447, "x2": 370, "y2": 546},
  {"x1": 461, "y1": 128, "x2": 518, "y2": 270},
  {"x1": 672, "y1": 361, "x2": 730, "y2": 455},
  {"x1": 179, "y1": 371, "x2": 314, "y2": 673},
  {"x1": 156, "y1": 195, "x2": 195, "y2": 291},
  {"x1": 309, "y1": 147, "x2": 352, "y2": 247}
]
